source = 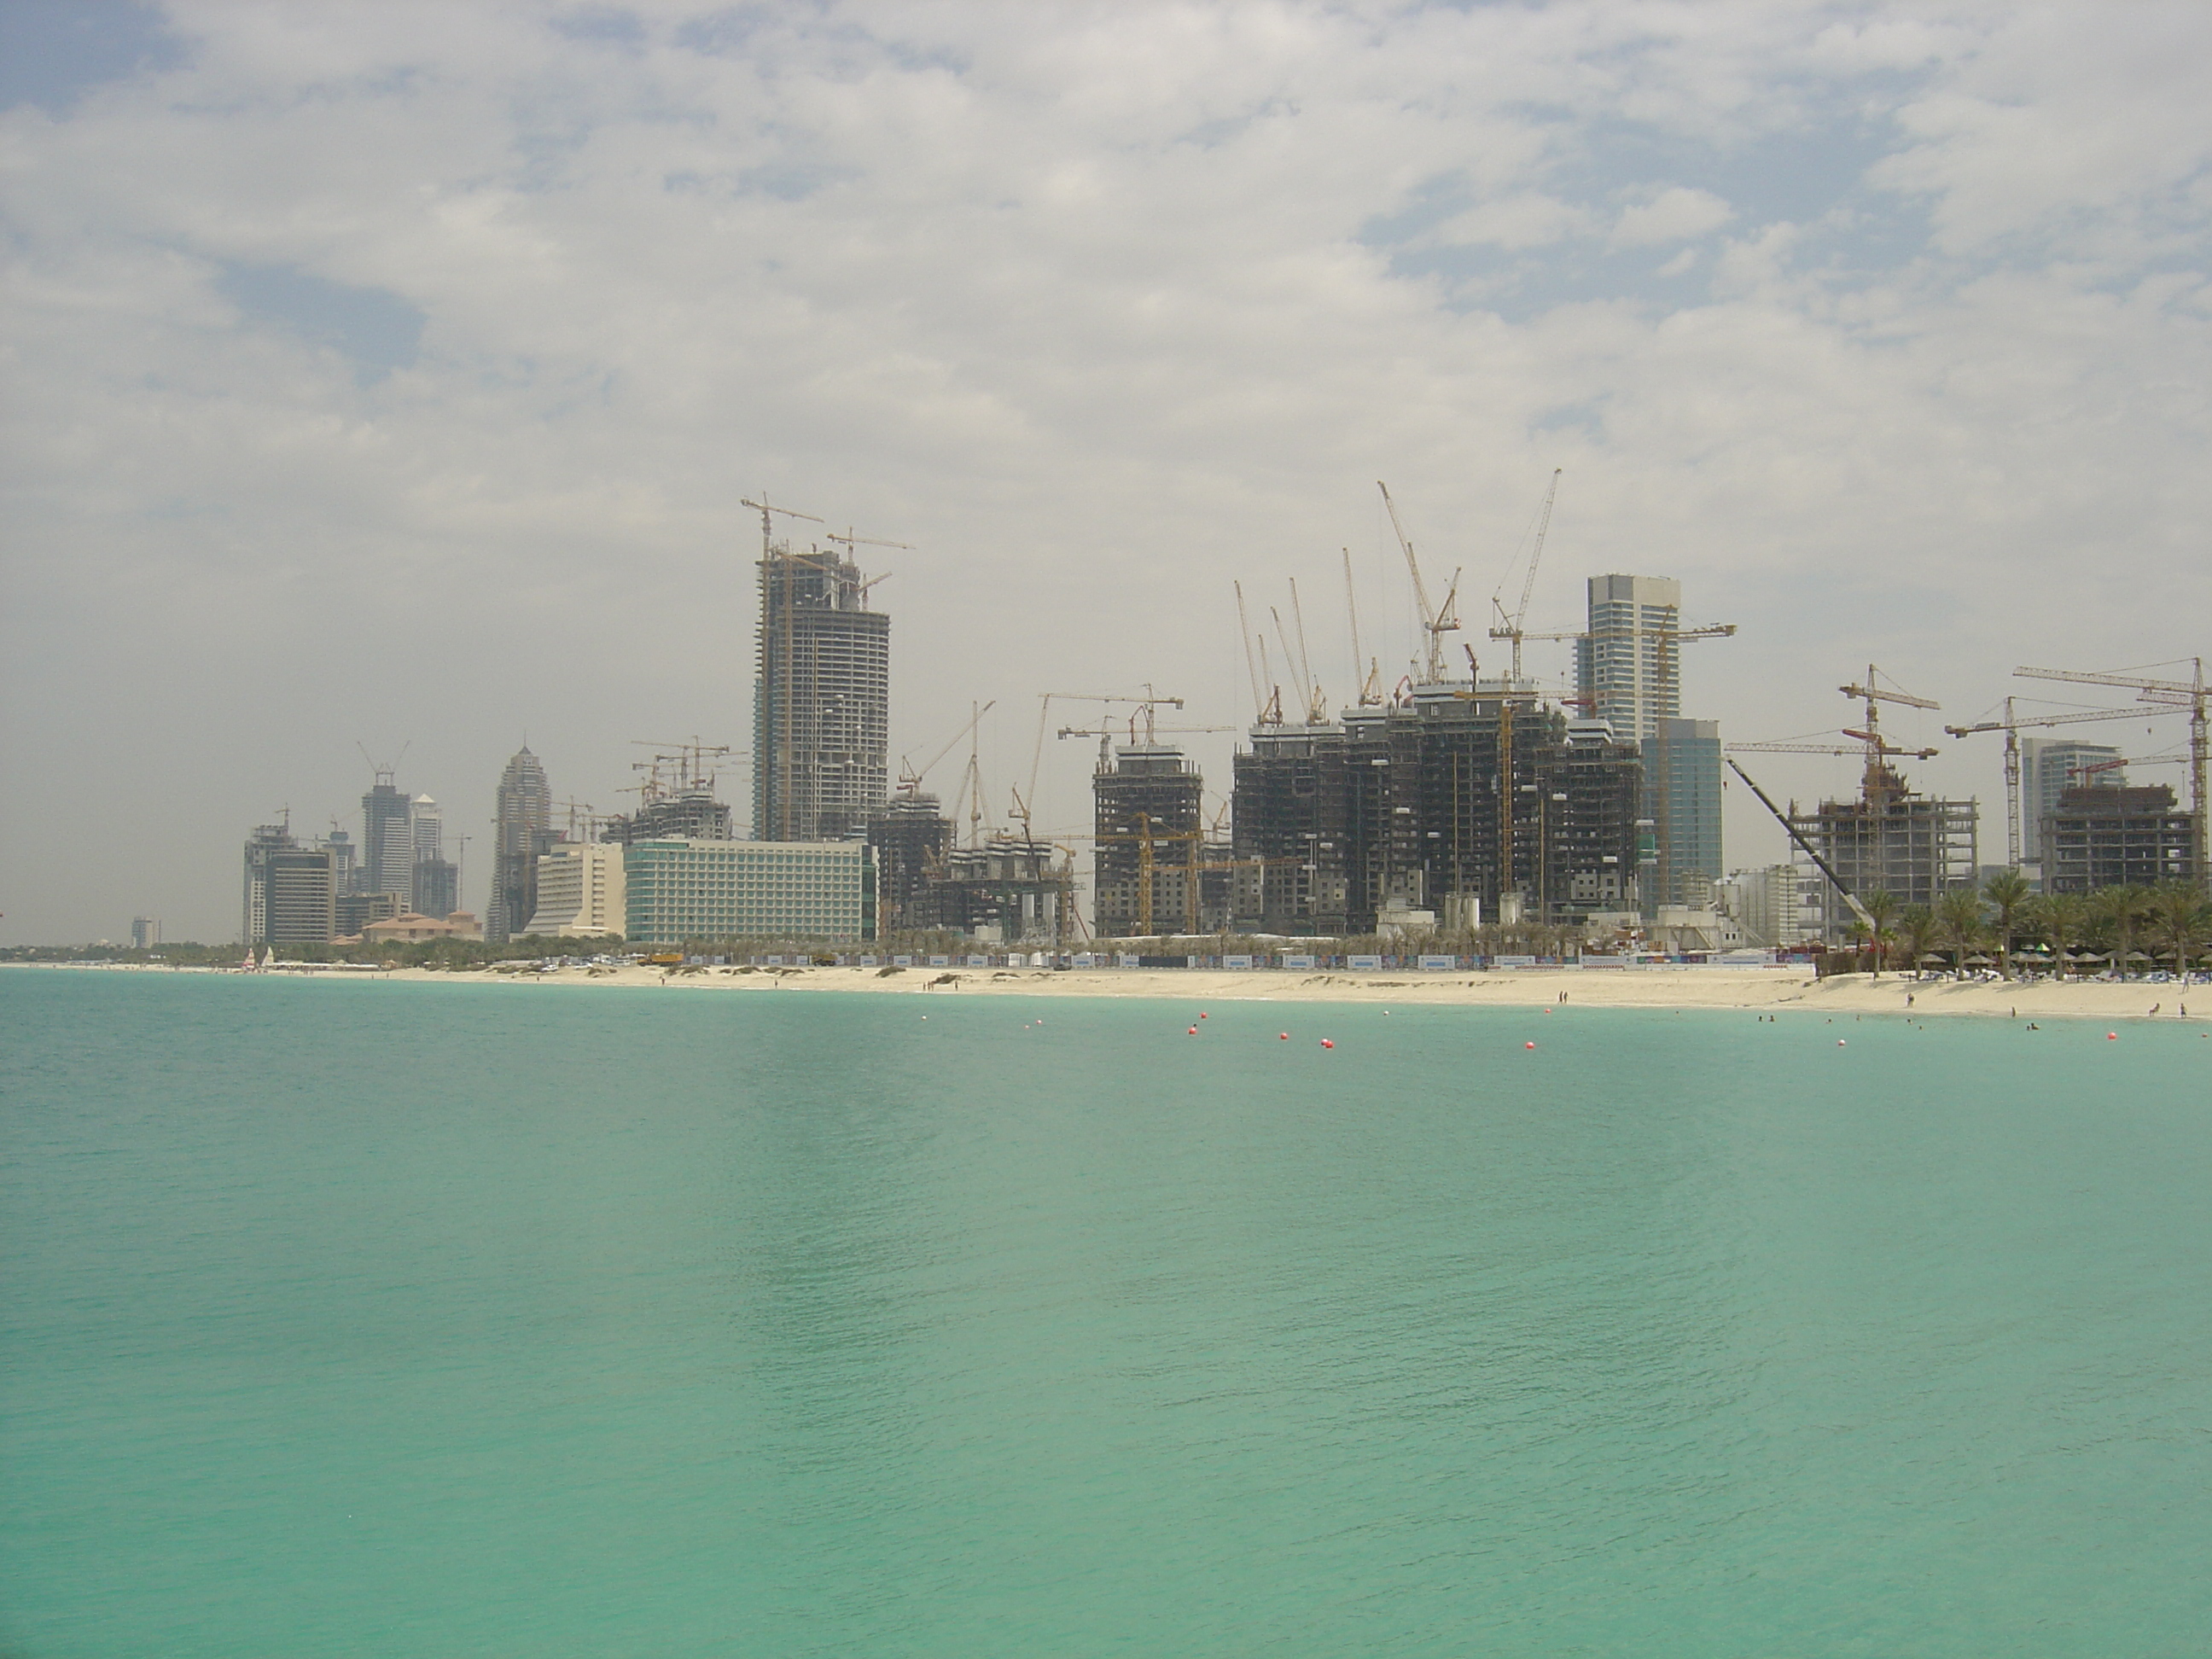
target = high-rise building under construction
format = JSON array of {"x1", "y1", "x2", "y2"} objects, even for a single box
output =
[
  {"x1": 361, "y1": 771, "x2": 414, "y2": 905},
  {"x1": 1094, "y1": 743, "x2": 1204, "y2": 937},
  {"x1": 1232, "y1": 691, "x2": 1644, "y2": 938},
  {"x1": 754, "y1": 530, "x2": 889, "y2": 844}
]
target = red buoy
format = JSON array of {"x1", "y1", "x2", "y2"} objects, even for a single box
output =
[
  {"x1": 1525, "y1": 1040, "x2": 1536, "y2": 1049},
  {"x1": 1320, "y1": 1039, "x2": 1335, "y2": 1049},
  {"x1": 1188, "y1": 1026, "x2": 1198, "y2": 1035},
  {"x1": 1278, "y1": 1032, "x2": 1289, "y2": 1040},
  {"x1": 2107, "y1": 1031, "x2": 2118, "y2": 1040}
]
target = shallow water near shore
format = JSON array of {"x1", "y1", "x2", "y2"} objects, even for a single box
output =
[{"x1": 4, "y1": 969, "x2": 2209, "y2": 1656}]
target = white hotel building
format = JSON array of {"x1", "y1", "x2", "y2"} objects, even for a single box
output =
[{"x1": 623, "y1": 839, "x2": 877, "y2": 946}]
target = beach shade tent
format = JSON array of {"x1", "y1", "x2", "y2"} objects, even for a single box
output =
[
  {"x1": 2072, "y1": 952, "x2": 2109, "y2": 964},
  {"x1": 1917, "y1": 952, "x2": 1947, "y2": 965},
  {"x1": 1965, "y1": 954, "x2": 1995, "y2": 967},
  {"x1": 2125, "y1": 951, "x2": 2155, "y2": 964}
]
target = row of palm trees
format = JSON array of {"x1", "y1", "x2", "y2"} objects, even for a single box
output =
[{"x1": 1848, "y1": 876, "x2": 2212, "y2": 979}]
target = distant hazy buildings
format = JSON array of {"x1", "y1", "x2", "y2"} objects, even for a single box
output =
[
  {"x1": 527, "y1": 843, "x2": 626, "y2": 937},
  {"x1": 410, "y1": 794, "x2": 458, "y2": 918},
  {"x1": 624, "y1": 839, "x2": 876, "y2": 945},
  {"x1": 335, "y1": 890, "x2": 403, "y2": 937},
  {"x1": 242, "y1": 823, "x2": 335, "y2": 946},
  {"x1": 130, "y1": 917, "x2": 160, "y2": 950},
  {"x1": 754, "y1": 538, "x2": 889, "y2": 843},
  {"x1": 487, "y1": 747, "x2": 555, "y2": 944}
]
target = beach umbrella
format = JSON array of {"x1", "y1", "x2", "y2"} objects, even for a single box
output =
[
  {"x1": 1917, "y1": 951, "x2": 1946, "y2": 963},
  {"x1": 2126, "y1": 950, "x2": 2154, "y2": 963}
]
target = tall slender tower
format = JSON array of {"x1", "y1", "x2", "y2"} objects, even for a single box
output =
[
  {"x1": 487, "y1": 747, "x2": 554, "y2": 942},
  {"x1": 361, "y1": 769, "x2": 415, "y2": 905},
  {"x1": 754, "y1": 527, "x2": 890, "y2": 843}
]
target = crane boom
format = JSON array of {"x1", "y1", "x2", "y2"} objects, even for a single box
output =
[
  {"x1": 1377, "y1": 480, "x2": 1454, "y2": 683},
  {"x1": 898, "y1": 701, "x2": 996, "y2": 795},
  {"x1": 1725, "y1": 757, "x2": 1876, "y2": 934}
]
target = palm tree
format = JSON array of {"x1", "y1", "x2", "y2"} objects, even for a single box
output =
[
  {"x1": 1897, "y1": 903, "x2": 1938, "y2": 979},
  {"x1": 1982, "y1": 868, "x2": 2032, "y2": 980},
  {"x1": 2088, "y1": 885, "x2": 2148, "y2": 977},
  {"x1": 1858, "y1": 889, "x2": 1899, "y2": 978},
  {"x1": 1936, "y1": 888, "x2": 1986, "y2": 977},
  {"x1": 2148, "y1": 883, "x2": 2212, "y2": 979},
  {"x1": 2029, "y1": 890, "x2": 2085, "y2": 978}
]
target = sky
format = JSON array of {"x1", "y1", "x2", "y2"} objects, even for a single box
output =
[{"x1": 2, "y1": 0, "x2": 2207, "y2": 944}]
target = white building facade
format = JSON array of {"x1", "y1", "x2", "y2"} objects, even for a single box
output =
[
  {"x1": 624, "y1": 839, "x2": 877, "y2": 946},
  {"x1": 525, "y1": 843, "x2": 627, "y2": 938}
]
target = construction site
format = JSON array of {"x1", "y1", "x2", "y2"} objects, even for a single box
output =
[{"x1": 370, "y1": 483, "x2": 2200, "y2": 963}]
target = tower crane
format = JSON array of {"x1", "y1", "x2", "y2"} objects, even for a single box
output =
[
  {"x1": 1487, "y1": 467, "x2": 1562, "y2": 685},
  {"x1": 826, "y1": 527, "x2": 908, "y2": 602},
  {"x1": 1942, "y1": 700, "x2": 2168, "y2": 868},
  {"x1": 1025, "y1": 690, "x2": 1185, "y2": 833},
  {"x1": 895, "y1": 701, "x2": 996, "y2": 799},
  {"x1": 1377, "y1": 481, "x2": 1462, "y2": 684},
  {"x1": 1837, "y1": 666, "x2": 1941, "y2": 802},
  {"x1": 2014, "y1": 659, "x2": 2207, "y2": 892}
]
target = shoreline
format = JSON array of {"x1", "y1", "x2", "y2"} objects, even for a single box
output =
[{"x1": 21, "y1": 960, "x2": 2209, "y2": 1023}]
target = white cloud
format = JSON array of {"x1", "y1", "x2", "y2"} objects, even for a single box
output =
[
  {"x1": 1, "y1": 1, "x2": 2209, "y2": 940},
  {"x1": 1610, "y1": 186, "x2": 1736, "y2": 249}
]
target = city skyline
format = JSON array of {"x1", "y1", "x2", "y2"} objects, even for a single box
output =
[{"x1": 3, "y1": 3, "x2": 2209, "y2": 940}]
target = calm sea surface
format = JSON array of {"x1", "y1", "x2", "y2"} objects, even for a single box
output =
[{"x1": 3, "y1": 969, "x2": 2209, "y2": 1656}]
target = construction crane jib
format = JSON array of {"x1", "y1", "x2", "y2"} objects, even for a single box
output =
[
  {"x1": 1489, "y1": 467, "x2": 1562, "y2": 685},
  {"x1": 1377, "y1": 481, "x2": 1462, "y2": 685},
  {"x1": 897, "y1": 701, "x2": 996, "y2": 797},
  {"x1": 2014, "y1": 659, "x2": 2209, "y2": 894},
  {"x1": 1944, "y1": 699, "x2": 2165, "y2": 868}
]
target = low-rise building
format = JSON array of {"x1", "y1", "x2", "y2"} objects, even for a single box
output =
[
  {"x1": 624, "y1": 839, "x2": 876, "y2": 946},
  {"x1": 526, "y1": 843, "x2": 627, "y2": 937},
  {"x1": 1715, "y1": 864, "x2": 1806, "y2": 948},
  {"x1": 364, "y1": 911, "x2": 481, "y2": 944}
]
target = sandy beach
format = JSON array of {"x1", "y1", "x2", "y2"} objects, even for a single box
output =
[{"x1": 317, "y1": 961, "x2": 2212, "y2": 1025}]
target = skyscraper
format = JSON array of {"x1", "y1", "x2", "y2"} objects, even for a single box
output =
[
  {"x1": 361, "y1": 771, "x2": 415, "y2": 905},
  {"x1": 487, "y1": 746, "x2": 554, "y2": 943},
  {"x1": 754, "y1": 536, "x2": 890, "y2": 843},
  {"x1": 242, "y1": 822, "x2": 336, "y2": 946},
  {"x1": 1576, "y1": 575, "x2": 1723, "y2": 911}
]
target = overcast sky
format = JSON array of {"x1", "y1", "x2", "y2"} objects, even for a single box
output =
[{"x1": 3, "y1": 0, "x2": 2207, "y2": 943}]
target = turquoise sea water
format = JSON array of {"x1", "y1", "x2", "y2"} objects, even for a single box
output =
[{"x1": 3, "y1": 970, "x2": 2209, "y2": 1656}]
